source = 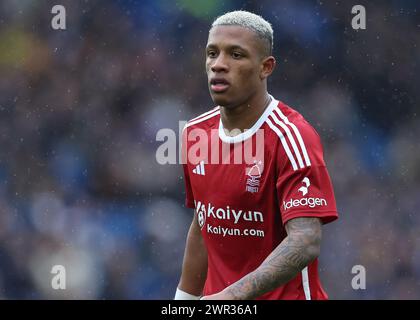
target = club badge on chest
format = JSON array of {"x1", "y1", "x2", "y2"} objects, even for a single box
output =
[{"x1": 245, "y1": 159, "x2": 264, "y2": 193}]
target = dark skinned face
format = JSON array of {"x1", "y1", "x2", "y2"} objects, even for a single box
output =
[{"x1": 206, "y1": 25, "x2": 271, "y2": 108}]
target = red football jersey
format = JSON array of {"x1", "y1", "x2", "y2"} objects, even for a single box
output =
[{"x1": 182, "y1": 96, "x2": 338, "y2": 300}]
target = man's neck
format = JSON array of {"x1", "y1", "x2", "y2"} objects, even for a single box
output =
[{"x1": 220, "y1": 91, "x2": 271, "y2": 136}]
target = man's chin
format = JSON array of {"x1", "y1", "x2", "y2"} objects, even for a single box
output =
[{"x1": 210, "y1": 93, "x2": 233, "y2": 108}]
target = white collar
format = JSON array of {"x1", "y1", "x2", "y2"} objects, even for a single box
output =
[{"x1": 218, "y1": 95, "x2": 278, "y2": 144}]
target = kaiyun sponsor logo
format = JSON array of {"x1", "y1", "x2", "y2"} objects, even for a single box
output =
[{"x1": 194, "y1": 200, "x2": 264, "y2": 227}]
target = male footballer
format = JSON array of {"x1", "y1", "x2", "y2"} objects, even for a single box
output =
[{"x1": 175, "y1": 10, "x2": 338, "y2": 300}]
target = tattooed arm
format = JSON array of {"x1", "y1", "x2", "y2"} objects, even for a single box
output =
[{"x1": 201, "y1": 217, "x2": 322, "y2": 300}]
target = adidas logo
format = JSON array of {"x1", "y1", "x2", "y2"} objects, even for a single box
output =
[{"x1": 192, "y1": 160, "x2": 206, "y2": 176}]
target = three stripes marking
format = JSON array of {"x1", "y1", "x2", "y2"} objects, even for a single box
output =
[{"x1": 267, "y1": 107, "x2": 311, "y2": 171}]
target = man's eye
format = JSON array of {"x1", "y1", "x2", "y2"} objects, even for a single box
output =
[
  {"x1": 232, "y1": 52, "x2": 243, "y2": 59},
  {"x1": 207, "y1": 51, "x2": 217, "y2": 58}
]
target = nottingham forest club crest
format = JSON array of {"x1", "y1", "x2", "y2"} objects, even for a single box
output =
[{"x1": 246, "y1": 160, "x2": 264, "y2": 193}]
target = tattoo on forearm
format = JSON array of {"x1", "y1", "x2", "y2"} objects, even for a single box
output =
[{"x1": 226, "y1": 217, "x2": 322, "y2": 300}]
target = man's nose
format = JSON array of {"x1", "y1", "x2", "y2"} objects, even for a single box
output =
[{"x1": 211, "y1": 53, "x2": 229, "y2": 73}]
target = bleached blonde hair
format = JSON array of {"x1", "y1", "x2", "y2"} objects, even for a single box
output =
[{"x1": 211, "y1": 10, "x2": 273, "y2": 55}]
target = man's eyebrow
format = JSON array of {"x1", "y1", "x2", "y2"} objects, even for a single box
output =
[
  {"x1": 228, "y1": 45, "x2": 248, "y2": 52},
  {"x1": 206, "y1": 44, "x2": 249, "y2": 52},
  {"x1": 206, "y1": 44, "x2": 217, "y2": 50}
]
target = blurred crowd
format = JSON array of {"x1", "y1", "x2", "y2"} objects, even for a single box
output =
[{"x1": 0, "y1": 0, "x2": 418, "y2": 299}]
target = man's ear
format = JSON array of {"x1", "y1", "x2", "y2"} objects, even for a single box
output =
[{"x1": 260, "y1": 56, "x2": 276, "y2": 80}]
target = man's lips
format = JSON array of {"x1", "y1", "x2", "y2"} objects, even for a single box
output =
[{"x1": 210, "y1": 78, "x2": 230, "y2": 93}]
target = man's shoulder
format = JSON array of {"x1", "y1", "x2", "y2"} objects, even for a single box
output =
[
  {"x1": 267, "y1": 100, "x2": 321, "y2": 142},
  {"x1": 275, "y1": 101, "x2": 311, "y2": 128},
  {"x1": 184, "y1": 106, "x2": 220, "y2": 131},
  {"x1": 267, "y1": 99, "x2": 324, "y2": 169}
]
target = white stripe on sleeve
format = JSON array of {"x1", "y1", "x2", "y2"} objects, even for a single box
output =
[
  {"x1": 269, "y1": 113, "x2": 305, "y2": 169},
  {"x1": 302, "y1": 266, "x2": 311, "y2": 300},
  {"x1": 274, "y1": 108, "x2": 311, "y2": 167},
  {"x1": 266, "y1": 118, "x2": 298, "y2": 171}
]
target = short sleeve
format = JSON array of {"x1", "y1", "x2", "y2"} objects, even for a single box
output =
[
  {"x1": 181, "y1": 124, "x2": 195, "y2": 209},
  {"x1": 183, "y1": 164, "x2": 195, "y2": 208},
  {"x1": 276, "y1": 120, "x2": 338, "y2": 225},
  {"x1": 277, "y1": 165, "x2": 338, "y2": 225}
]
